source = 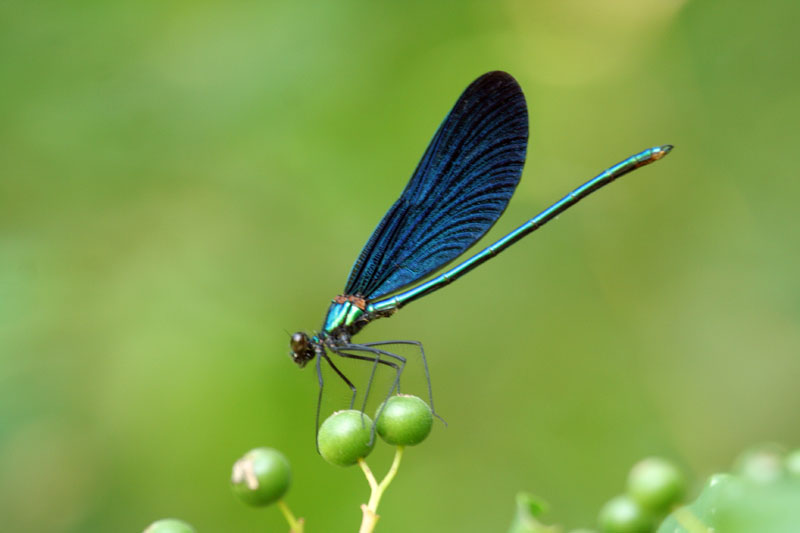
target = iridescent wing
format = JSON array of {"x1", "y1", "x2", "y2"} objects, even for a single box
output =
[{"x1": 344, "y1": 71, "x2": 529, "y2": 300}]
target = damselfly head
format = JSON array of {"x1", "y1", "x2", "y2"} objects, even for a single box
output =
[{"x1": 290, "y1": 332, "x2": 315, "y2": 368}]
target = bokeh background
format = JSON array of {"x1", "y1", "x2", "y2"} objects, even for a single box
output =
[{"x1": 2, "y1": 1, "x2": 799, "y2": 531}]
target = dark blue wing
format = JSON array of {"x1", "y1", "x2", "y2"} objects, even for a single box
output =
[{"x1": 344, "y1": 71, "x2": 529, "y2": 300}]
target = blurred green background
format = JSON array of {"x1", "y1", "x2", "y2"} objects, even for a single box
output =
[{"x1": 2, "y1": 0, "x2": 799, "y2": 531}]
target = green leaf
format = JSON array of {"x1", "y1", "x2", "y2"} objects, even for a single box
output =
[
  {"x1": 507, "y1": 492, "x2": 561, "y2": 533},
  {"x1": 658, "y1": 472, "x2": 800, "y2": 533}
]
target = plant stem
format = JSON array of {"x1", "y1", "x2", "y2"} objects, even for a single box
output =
[
  {"x1": 277, "y1": 499, "x2": 304, "y2": 533},
  {"x1": 358, "y1": 446, "x2": 405, "y2": 533},
  {"x1": 359, "y1": 457, "x2": 379, "y2": 493}
]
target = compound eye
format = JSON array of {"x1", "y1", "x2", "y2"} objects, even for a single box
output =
[{"x1": 290, "y1": 332, "x2": 309, "y2": 352}]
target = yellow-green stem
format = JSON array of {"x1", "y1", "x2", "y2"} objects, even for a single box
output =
[
  {"x1": 359, "y1": 457, "x2": 379, "y2": 492},
  {"x1": 358, "y1": 447, "x2": 405, "y2": 533},
  {"x1": 277, "y1": 499, "x2": 304, "y2": 533}
]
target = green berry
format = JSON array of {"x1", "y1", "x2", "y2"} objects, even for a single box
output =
[
  {"x1": 317, "y1": 410, "x2": 375, "y2": 466},
  {"x1": 143, "y1": 519, "x2": 195, "y2": 533},
  {"x1": 626, "y1": 457, "x2": 685, "y2": 511},
  {"x1": 375, "y1": 394, "x2": 433, "y2": 446},
  {"x1": 598, "y1": 495, "x2": 653, "y2": 533},
  {"x1": 786, "y1": 449, "x2": 800, "y2": 476},
  {"x1": 733, "y1": 444, "x2": 784, "y2": 484},
  {"x1": 231, "y1": 447, "x2": 291, "y2": 507}
]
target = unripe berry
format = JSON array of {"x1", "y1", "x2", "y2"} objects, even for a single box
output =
[
  {"x1": 318, "y1": 410, "x2": 375, "y2": 466},
  {"x1": 143, "y1": 519, "x2": 195, "y2": 533},
  {"x1": 375, "y1": 394, "x2": 433, "y2": 446},
  {"x1": 626, "y1": 457, "x2": 685, "y2": 511},
  {"x1": 231, "y1": 447, "x2": 291, "y2": 507}
]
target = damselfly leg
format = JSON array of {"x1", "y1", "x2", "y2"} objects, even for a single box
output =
[
  {"x1": 359, "y1": 339, "x2": 445, "y2": 425},
  {"x1": 333, "y1": 344, "x2": 406, "y2": 444},
  {"x1": 314, "y1": 345, "x2": 404, "y2": 447}
]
